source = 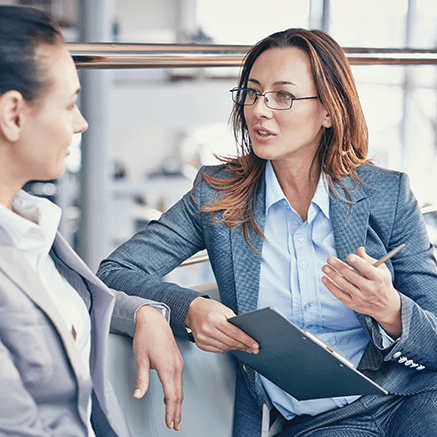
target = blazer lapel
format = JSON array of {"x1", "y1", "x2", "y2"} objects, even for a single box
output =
[
  {"x1": 330, "y1": 176, "x2": 369, "y2": 262},
  {"x1": 0, "y1": 245, "x2": 92, "y2": 423},
  {"x1": 231, "y1": 173, "x2": 266, "y2": 315}
]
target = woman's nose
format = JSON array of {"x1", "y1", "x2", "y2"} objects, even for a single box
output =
[
  {"x1": 75, "y1": 107, "x2": 89, "y2": 134},
  {"x1": 251, "y1": 94, "x2": 272, "y2": 118}
]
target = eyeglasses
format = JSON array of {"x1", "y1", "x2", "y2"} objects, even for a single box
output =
[{"x1": 230, "y1": 87, "x2": 318, "y2": 110}]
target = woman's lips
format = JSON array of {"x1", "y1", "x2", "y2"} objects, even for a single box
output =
[{"x1": 253, "y1": 126, "x2": 275, "y2": 142}]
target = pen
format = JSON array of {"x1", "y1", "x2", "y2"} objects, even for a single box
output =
[{"x1": 372, "y1": 243, "x2": 405, "y2": 267}]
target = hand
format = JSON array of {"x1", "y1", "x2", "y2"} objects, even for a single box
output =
[
  {"x1": 132, "y1": 306, "x2": 184, "y2": 431},
  {"x1": 321, "y1": 246, "x2": 402, "y2": 338},
  {"x1": 185, "y1": 297, "x2": 259, "y2": 354}
]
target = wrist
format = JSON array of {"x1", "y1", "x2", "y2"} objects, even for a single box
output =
[
  {"x1": 185, "y1": 296, "x2": 206, "y2": 329},
  {"x1": 374, "y1": 293, "x2": 402, "y2": 339},
  {"x1": 136, "y1": 305, "x2": 162, "y2": 327}
]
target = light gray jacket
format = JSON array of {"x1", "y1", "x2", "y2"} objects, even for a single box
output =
[{"x1": 0, "y1": 229, "x2": 163, "y2": 436}]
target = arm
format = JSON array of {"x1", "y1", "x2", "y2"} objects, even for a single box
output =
[
  {"x1": 97, "y1": 175, "x2": 209, "y2": 339},
  {"x1": 323, "y1": 172, "x2": 437, "y2": 369},
  {"x1": 109, "y1": 290, "x2": 184, "y2": 431},
  {"x1": 98, "y1": 167, "x2": 259, "y2": 353}
]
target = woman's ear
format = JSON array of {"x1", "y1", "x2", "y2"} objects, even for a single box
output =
[
  {"x1": 322, "y1": 111, "x2": 332, "y2": 129},
  {"x1": 0, "y1": 90, "x2": 26, "y2": 142}
]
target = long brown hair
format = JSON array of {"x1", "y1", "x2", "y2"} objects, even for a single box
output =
[{"x1": 197, "y1": 28, "x2": 370, "y2": 246}]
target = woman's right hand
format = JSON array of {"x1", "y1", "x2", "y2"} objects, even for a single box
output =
[{"x1": 185, "y1": 297, "x2": 259, "y2": 354}]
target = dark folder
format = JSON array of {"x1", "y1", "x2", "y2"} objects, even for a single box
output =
[{"x1": 228, "y1": 307, "x2": 388, "y2": 401}]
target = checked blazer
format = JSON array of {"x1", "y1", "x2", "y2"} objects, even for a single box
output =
[{"x1": 98, "y1": 162, "x2": 437, "y2": 437}]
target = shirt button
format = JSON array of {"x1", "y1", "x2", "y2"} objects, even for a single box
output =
[
  {"x1": 304, "y1": 303, "x2": 311, "y2": 311},
  {"x1": 300, "y1": 262, "x2": 308, "y2": 269},
  {"x1": 296, "y1": 234, "x2": 305, "y2": 242}
]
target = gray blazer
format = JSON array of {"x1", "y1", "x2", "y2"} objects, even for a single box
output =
[
  {"x1": 0, "y1": 228, "x2": 160, "y2": 436},
  {"x1": 98, "y1": 163, "x2": 437, "y2": 437}
]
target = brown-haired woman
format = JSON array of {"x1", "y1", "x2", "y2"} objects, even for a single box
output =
[{"x1": 99, "y1": 28, "x2": 437, "y2": 436}]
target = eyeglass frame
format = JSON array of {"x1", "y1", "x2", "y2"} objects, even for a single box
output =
[{"x1": 230, "y1": 87, "x2": 319, "y2": 111}]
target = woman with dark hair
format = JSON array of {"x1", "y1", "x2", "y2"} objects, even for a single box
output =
[
  {"x1": 98, "y1": 28, "x2": 437, "y2": 436},
  {"x1": 0, "y1": 6, "x2": 183, "y2": 436}
]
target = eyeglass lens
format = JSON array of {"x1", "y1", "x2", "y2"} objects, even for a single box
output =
[{"x1": 232, "y1": 88, "x2": 292, "y2": 110}]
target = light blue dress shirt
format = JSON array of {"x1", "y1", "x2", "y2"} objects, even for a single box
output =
[{"x1": 257, "y1": 160, "x2": 371, "y2": 420}]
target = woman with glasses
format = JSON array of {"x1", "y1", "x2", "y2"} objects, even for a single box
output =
[
  {"x1": 99, "y1": 28, "x2": 437, "y2": 436},
  {"x1": 0, "y1": 6, "x2": 184, "y2": 435}
]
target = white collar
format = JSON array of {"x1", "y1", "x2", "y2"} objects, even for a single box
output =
[{"x1": 0, "y1": 189, "x2": 62, "y2": 271}]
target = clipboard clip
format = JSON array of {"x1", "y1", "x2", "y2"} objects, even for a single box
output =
[{"x1": 303, "y1": 330, "x2": 354, "y2": 368}]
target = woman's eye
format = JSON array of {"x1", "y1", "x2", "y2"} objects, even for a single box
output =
[
  {"x1": 246, "y1": 88, "x2": 258, "y2": 98},
  {"x1": 276, "y1": 91, "x2": 292, "y2": 101}
]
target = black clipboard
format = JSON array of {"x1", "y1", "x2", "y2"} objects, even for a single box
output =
[{"x1": 228, "y1": 307, "x2": 388, "y2": 401}]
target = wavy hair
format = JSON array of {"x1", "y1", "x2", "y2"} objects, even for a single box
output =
[{"x1": 197, "y1": 28, "x2": 370, "y2": 246}]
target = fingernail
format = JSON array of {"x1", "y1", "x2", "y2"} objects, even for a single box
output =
[
  {"x1": 133, "y1": 389, "x2": 142, "y2": 398},
  {"x1": 170, "y1": 421, "x2": 174, "y2": 429},
  {"x1": 350, "y1": 254, "x2": 357, "y2": 262}
]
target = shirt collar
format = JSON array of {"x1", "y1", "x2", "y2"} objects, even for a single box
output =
[
  {"x1": 0, "y1": 189, "x2": 62, "y2": 270},
  {"x1": 265, "y1": 160, "x2": 330, "y2": 220}
]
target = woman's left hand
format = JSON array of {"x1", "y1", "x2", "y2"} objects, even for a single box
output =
[{"x1": 321, "y1": 246, "x2": 402, "y2": 339}]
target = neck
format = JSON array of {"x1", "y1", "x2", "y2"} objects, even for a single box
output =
[
  {"x1": 0, "y1": 187, "x2": 17, "y2": 210},
  {"x1": 271, "y1": 159, "x2": 321, "y2": 222},
  {"x1": 0, "y1": 148, "x2": 25, "y2": 210}
]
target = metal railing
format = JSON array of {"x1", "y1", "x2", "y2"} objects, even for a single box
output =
[{"x1": 68, "y1": 43, "x2": 437, "y2": 69}]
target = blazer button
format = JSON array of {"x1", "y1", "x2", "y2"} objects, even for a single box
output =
[
  {"x1": 404, "y1": 360, "x2": 414, "y2": 366},
  {"x1": 398, "y1": 356, "x2": 407, "y2": 363},
  {"x1": 416, "y1": 365, "x2": 426, "y2": 371},
  {"x1": 410, "y1": 363, "x2": 419, "y2": 368},
  {"x1": 393, "y1": 352, "x2": 402, "y2": 359}
]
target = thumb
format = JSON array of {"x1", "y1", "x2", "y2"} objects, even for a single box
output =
[{"x1": 134, "y1": 358, "x2": 150, "y2": 399}]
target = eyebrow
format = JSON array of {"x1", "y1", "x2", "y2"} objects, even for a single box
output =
[{"x1": 248, "y1": 78, "x2": 298, "y2": 87}]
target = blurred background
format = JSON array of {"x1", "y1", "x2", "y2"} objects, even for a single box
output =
[{"x1": 3, "y1": 0, "x2": 437, "y2": 284}]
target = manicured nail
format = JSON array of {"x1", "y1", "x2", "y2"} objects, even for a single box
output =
[{"x1": 133, "y1": 389, "x2": 142, "y2": 398}]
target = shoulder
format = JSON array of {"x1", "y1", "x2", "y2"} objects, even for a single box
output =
[
  {"x1": 355, "y1": 163, "x2": 409, "y2": 198},
  {"x1": 356, "y1": 162, "x2": 404, "y2": 185},
  {"x1": 195, "y1": 164, "x2": 233, "y2": 180}
]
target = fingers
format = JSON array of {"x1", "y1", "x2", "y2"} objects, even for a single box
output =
[
  {"x1": 156, "y1": 356, "x2": 184, "y2": 430},
  {"x1": 186, "y1": 298, "x2": 259, "y2": 354},
  {"x1": 133, "y1": 359, "x2": 150, "y2": 399},
  {"x1": 133, "y1": 306, "x2": 184, "y2": 430},
  {"x1": 321, "y1": 247, "x2": 399, "y2": 320},
  {"x1": 195, "y1": 321, "x2": 259, "y2": 353}
]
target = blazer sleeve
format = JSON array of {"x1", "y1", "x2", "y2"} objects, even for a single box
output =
[
  {"x1": 109, "y1": 289, "x2": 170, "y2": 338},
  {"x1": 367, "y1": 172, "x2": 437, "y2": 370},
  {"x1": 97, "y1": 168, "x2": 211, "y2": 339}
]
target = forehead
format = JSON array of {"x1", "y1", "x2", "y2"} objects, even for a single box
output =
[
  {"x1": 36, "y1": 43, "x2": 80, "y2": 99},
  {"x1": 249, "y1": 47, "x2": 314, "y2": 86}
]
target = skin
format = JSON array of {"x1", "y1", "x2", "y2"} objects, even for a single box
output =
[
  {"x1": 186, "y1": 46, "x2": 401, "y2": 353},
  {"x1": 0, "y1": 43, "x2": 184, "y2": 430}
]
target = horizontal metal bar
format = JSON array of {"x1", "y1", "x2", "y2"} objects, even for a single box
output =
[
  {"x1": 421, "y1": 205, "x2": 437, "y2": 215},
  {"x1": 68, "y1": 43, "x2": 437, "y2": 69},
  {"x1": 179, "y1": 253, "x2": 210, "y2": 267}
]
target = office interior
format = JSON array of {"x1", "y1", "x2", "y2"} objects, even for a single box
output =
[
  {"x1": 4, "y1": 0, "x2": 436, "y2": 276},
  {"x1": 3, "y1": 0, "x2": 437, "y2": 435}
]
